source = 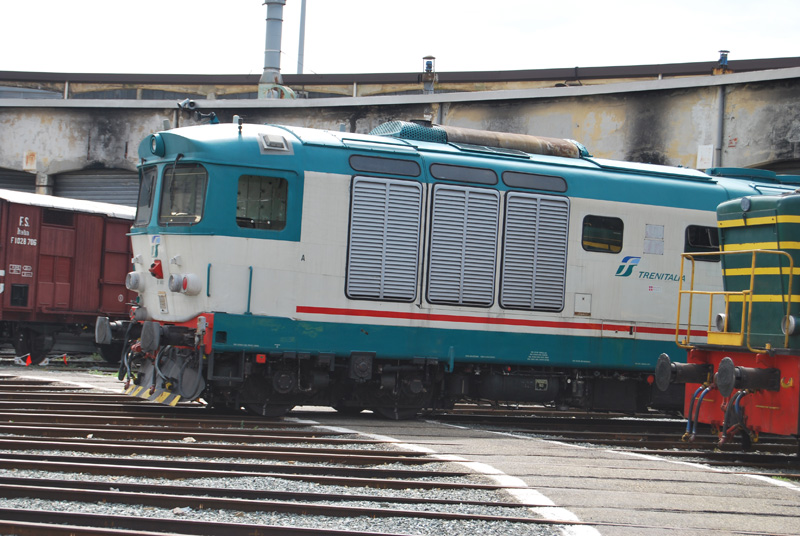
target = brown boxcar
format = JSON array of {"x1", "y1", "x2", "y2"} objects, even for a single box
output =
[{"x1": 0, "y1": 189, "x2": 135, "y2": 364}]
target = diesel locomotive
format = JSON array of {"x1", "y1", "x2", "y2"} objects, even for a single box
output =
[
  {"x1": 97, "y1": 119, "x2": 798, "y2": 418},
  {"x1": 657, "y1": 185, "x2": 800, "y2": 445}
]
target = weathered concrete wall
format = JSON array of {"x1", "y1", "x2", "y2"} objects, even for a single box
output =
[
  {"x1": 724, "y1": 78, "x2": 800, "y2": 166},
  {"x1": 0, "y1": 108, "x2": 169, "y2": 174},
  {"x1": 436, "y1": 77, "x2": 800, "y2": 170},
  {"x1": 1, "y1": 67, "x2": 799, "y2": 186}
]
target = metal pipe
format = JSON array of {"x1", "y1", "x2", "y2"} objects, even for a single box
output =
[
  {"x1": 260, "y1": 0, "x2": 286, "y2": 87},
  {"x1": 714, "y1": 85, "x2": 725, "y2": 166},
  {"x1": 206, "y1": 263, "x2": 212, "y2": 297},
  {"x1": 246, "y1": 266, "x2": 253, "y2": 315},
  {"x1": 297, "y1": 0, "x2": 306, "y2": 74}
]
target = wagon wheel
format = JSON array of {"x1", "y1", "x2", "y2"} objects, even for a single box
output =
[{"x1": 13, "y1": 328, "x2": 54, "y2": 366}]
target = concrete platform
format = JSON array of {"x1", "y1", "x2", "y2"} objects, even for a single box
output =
[
  {"x1": 317, "y1": 415, "x2": 800, "y2": 536},
  {"x1": 4, "y1": 365, "x2": 799, "y2": 536}
]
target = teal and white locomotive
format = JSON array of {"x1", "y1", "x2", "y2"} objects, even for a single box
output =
[{"x1": 97, "y1": 119, "x2": 798, "y2": 418}]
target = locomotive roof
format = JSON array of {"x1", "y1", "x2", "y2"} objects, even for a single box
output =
[
  {"x1": 0, "y1": 188, "x2": 135, "y2": 220},
  {"x1": 138, "y1": 122, "x2": 797, "y2": 207}
]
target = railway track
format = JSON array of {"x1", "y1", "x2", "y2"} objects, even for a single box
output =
[
  {"x1": 3, "y1": 368, "x2": 798, "y2": 535},
  {"x1": 428, "y1": 406, "x2": 800, "y2": 478},
  {"x1": 0, "y1": 371, "x2": 577, "y2": 536}
]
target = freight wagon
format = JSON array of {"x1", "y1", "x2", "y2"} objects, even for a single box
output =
[{"x1": 0, "y1": 189, "x2": 135, "y2": 364}]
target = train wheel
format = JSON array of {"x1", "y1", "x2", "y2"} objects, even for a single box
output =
[
  {"x1": 98, "y1": 342, "x2": 124, "y2": 364},
  {"x1": 243, "y1": 402, "x2": 294, "y2": 418},
  {"x1": 13, "y1": 328, "x2": 54, "y2": 366},
  {"x1": 369, "y1": 372, "x2": 432, "y2": 420},
  {"x1": 333, "y1": 405, "x2": 365, "y2": 415},
  {"x1": 240, "y1": 374, "x2": 294, "y2": 418},
  {"x1": 372, "y1": 405, "x2": 422, "y2": 420}
]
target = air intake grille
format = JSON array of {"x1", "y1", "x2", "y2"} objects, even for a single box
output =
[{"x1": 369, "y1": 121, "x2": 447, "y2": 143}]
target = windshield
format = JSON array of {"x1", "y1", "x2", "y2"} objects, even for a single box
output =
[
  {"x1": 158, "y1": 163, "x2": 208, "y2": 226},
  {"x1": 134, "y1": 166, "x2": 157, "y2": 227}
]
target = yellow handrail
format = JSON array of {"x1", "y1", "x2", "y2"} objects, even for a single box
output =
[{"x1": 676, "y1": 249, "x2": 795, "y2": 353}]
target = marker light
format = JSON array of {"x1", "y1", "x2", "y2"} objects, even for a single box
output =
[
  {"x1": 168, "y1": 273, "x2": 183, "y2": 293},
  {"x1": 782, "y1": 315, "x2": 797, "y2": 335},
  {"x1": 167, "y1": 273, "x2": 202, "y2": 296},
  {"x1": 126, "y1": 272, "x2": 147, "y2": 292},
  {"x1": 181, "y1": 273, "x2": 202, "y2": 296}
]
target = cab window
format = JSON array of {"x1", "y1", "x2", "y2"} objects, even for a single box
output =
[
  {"x1": 685, "y1": 225, "x2": 720, "y2": 262},
  {"x1": 134, "y1": 166, "x2": 157, "y2": 227},
  {"x1": 236, "y1": 175, "x2": 288, "y2": 230},
  {"x1": 158, "y1": 164, "x2": 208, "y2": 226},
  {"x1": 582, "y1": 215, "x2": 623, "y2": 253}
]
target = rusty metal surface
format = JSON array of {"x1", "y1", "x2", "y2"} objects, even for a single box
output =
[{"x1": 439, "y1": 124, "x2": 580, "y2": 158}]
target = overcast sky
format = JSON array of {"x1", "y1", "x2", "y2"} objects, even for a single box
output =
[{"x1": 4, "y1": 0, "x2": 800, "y2": 75}]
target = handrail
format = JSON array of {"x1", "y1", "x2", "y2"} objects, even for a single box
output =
[{"x1": 676, "y1": 249, "x2": 795, "y2": 353}]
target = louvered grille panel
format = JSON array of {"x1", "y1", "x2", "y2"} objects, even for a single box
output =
[
  {"x1": 501, "y1": 193, "x2": 569, "y2": 311},
  {"x1": 429, "y1": 186, "x2": 499, "y2": 306},
  {"x1": 347, "y1": 177, "x2": 422, "y2": 301}
]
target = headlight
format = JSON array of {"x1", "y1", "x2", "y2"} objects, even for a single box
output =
[
  {"x1": 125, "y1": 271, "x2": 146, "y2": 292},
  {"x1": 714, "y1": 313, "x2": 727, "y2": 332},
  {"x1": 150, "y1": 134, "x2": 165, "y2": 156}
]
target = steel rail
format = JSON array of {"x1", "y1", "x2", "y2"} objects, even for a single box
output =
[
  {"x1": 0, "y1": 520, "x2": 183, "y2": 536},
  {"x1": 0, "y1": 410, "x2": 315, "y2": 429},
  {"x1": 507, "y1": 432, "x2": 800, "y2": 455},
  {"x1": 0, "y1": 391, "x2": 135, "y2": 401},
  {"x1": 0, "y1": 451, "x2": 467, "y2": 479},
  {"x1": 0, "y1": 493, "x2": 792, "y2": 536},
  {"x1": 0, "y1": 437, "x2": 436, "y2": 465},
  {"x1": 0, "y1": 475, "x2": 539, "y2": 509},
  {"x1": 0, "y1": 483, "x2": 551, "y2": 525},
  {"x1": 0, "y1": 400, "x2": 198, "y2": 413},
  {"x1": 0, "y1": 509, "x2": 409, "y2": 536},
  {"x1": 0, "y1": 455, "x2": 483, "y2": 490},
  {"x1": 0, "y1": 422, "x2": 387, "y2": 445}
]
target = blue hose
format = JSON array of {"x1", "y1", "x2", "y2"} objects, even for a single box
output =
[
  {"x1": 691, "y1": 386, "x2": 712, "y2": 436},
  {"x1": 735, "y1": 390, "x2": 748, "y2": 416},
  {"x1": 685, "y1": 385, "x2": 706, "y2": 434}
]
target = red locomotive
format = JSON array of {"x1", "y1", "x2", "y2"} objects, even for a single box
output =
[{"x1": 0, "y1": 189, "x2": 134, "y2": 364}]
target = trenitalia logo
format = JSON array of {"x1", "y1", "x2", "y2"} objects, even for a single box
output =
[{"x1": 615, "y1": 256, "x2": 641, "y2": 277}]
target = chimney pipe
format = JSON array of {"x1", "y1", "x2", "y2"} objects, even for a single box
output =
[{"x1": 259, "y1": 0, "x2": 286, "y2": 98}]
